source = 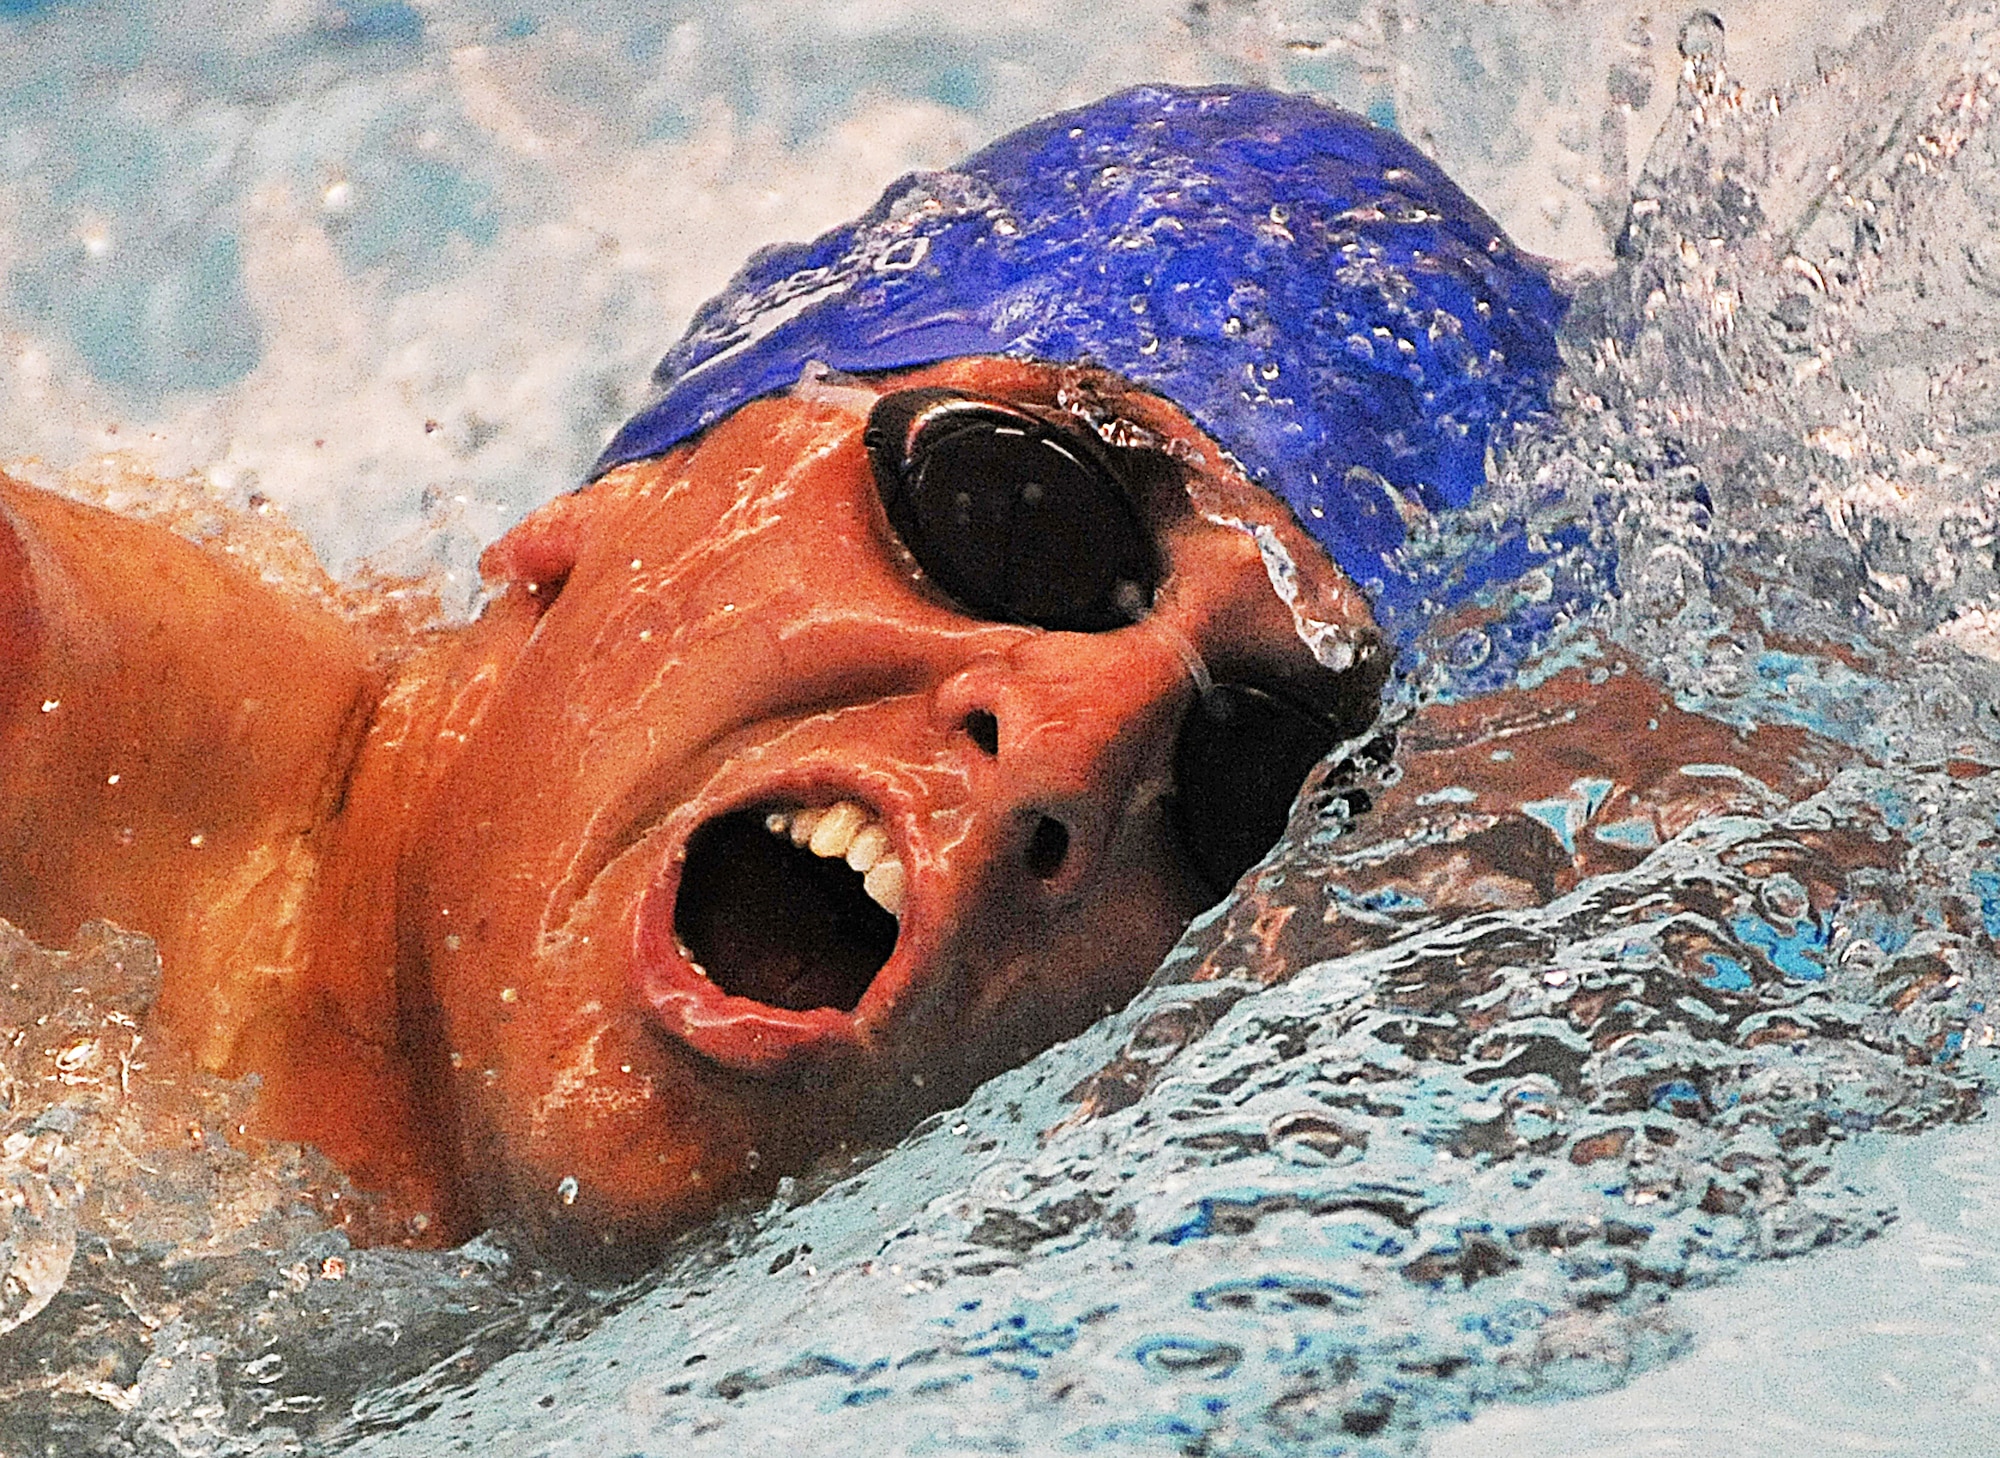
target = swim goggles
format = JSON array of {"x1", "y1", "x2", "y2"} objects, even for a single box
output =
[{"x1": 864, "y1": 385, "x2": 1374, "y2": 897}]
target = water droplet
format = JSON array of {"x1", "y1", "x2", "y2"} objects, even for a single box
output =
[
  {"x1": 1759, "y1": 873, "x2": 1810, "y2": 923},
  {"x1": 1678, "y1": 11, "x2": 1723, "y2": 62},
  {"x1": 243, "y1": 1351, "x2": 286, "y2": 1383},
  {"x1": 0, "y1": 1169, "x2": 76, "y2": 1336},
  {"x1": 1449, "y1": 629, "x2": 1492, "y2": 671},
  {"x1": 874, "y1": 235, "x2": 928, "y2": 272}
]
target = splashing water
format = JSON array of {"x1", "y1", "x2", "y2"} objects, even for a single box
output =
[{"x1": 7, "y1": 2, "x2": 2000, "y2": 1455}]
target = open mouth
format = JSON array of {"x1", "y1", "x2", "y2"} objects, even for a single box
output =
[{"x1": 671, "y1": 801, "x2": 904, "y2": 1014}]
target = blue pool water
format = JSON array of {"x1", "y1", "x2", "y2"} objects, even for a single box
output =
[{"x1": 6, "y1": 1, "x2": 2000, "y2": 1454}]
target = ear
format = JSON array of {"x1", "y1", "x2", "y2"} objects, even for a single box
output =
[{"x1": 480, "y1": 491, "x2": 586, "y2": 612}]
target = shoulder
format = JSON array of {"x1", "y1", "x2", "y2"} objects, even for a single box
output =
[{"x1": 0, "y1": 476, "x2": 44, "y2": 737}]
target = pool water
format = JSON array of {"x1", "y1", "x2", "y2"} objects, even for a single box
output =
[{"x1": 5, "y1": 1, "x2": 1999, "y2": 1454}]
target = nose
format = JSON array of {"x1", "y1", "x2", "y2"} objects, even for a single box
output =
[{"x1": 932, "y1": 624, "x2": 1197, "y2": 892}]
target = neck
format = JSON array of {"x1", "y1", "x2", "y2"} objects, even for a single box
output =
[{"x1": 269, "y1": 591, "x2": 541, "y2": 1237}]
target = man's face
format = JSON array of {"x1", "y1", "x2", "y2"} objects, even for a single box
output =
[{"x1": 405, "y1": 358, "x2": 1382, "y2": 1260}]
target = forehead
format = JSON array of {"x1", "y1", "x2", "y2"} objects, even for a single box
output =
[{"x1": 580, "y1": 355, "x2": 1383, "y2": 672}]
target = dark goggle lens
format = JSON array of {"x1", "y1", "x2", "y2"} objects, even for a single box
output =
[
  {"x1": 1173, "y1": 683, "x2": 1340, "y2": 896},
  {"x1": 865, "y1": 389, "x2": 1158, "y2": 633}
]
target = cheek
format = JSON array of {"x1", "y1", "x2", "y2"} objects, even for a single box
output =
[
  {"x1": 423, "y1": 842, "x2": 794, "y2": 1235},
  {"x1": 538, "y1": 525, "x2": 916, "y2": 743},
  {"x1": 945, "y1": 854, "x2": 1200, "y2": 1075},
  {"x1": 1057, "y1": 864, "x2": 1199, "y2": 1007},
  {"x1": 415, "y1": 829, "x2": 652, "y2": 1143}
]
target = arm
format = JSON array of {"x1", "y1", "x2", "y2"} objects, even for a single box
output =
[
  {"x1": 1311, "y1": 659, "x2": 1845, "y2": 956},
  {"x1": 0, "y1": 475, "x2": 380, "y2": 1061}
]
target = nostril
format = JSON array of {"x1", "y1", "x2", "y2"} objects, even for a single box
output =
[
  {"x1": 1025, "y1": 815, "x2": 1070, "y2": 880},
  {"x1": 962, "y1": 709, "x2": 1000, "y2": 757}
]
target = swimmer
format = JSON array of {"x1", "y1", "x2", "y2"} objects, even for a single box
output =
[{"x1": 0, "y1": 86, "x2": 1833, "y2": 1261}]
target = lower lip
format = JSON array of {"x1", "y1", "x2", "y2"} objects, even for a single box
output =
[{"x1": 629, "y1": 852, "x2": 879, "y2": 1074}]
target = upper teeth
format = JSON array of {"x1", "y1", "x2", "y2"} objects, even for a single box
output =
[{"x1": 764, "y1": 801, "x2": 907, "y2": 917}]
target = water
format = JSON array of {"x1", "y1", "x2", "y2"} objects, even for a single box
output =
[
  {"x1": 1437, "y1": 1111, "x2": 2000, "y2": 1455},
  {"x1": 4, "y1": 1, "x2": 1998, "y2": 1453}
]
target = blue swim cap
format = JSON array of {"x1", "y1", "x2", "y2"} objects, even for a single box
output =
[{"x1": 594, "y1": 84, "x2": 1568, "y2": 652}]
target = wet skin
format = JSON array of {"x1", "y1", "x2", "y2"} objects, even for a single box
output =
[
  {"x1": 389, "y1": 357, "x2": 1390, "y2": 1255},
  {"x1": 0, "y1": 356, "x2": 1848, "y2": 1262},
  {"x1": 0, "y1": 358, "x2": 1386, "y2": 1256}
]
